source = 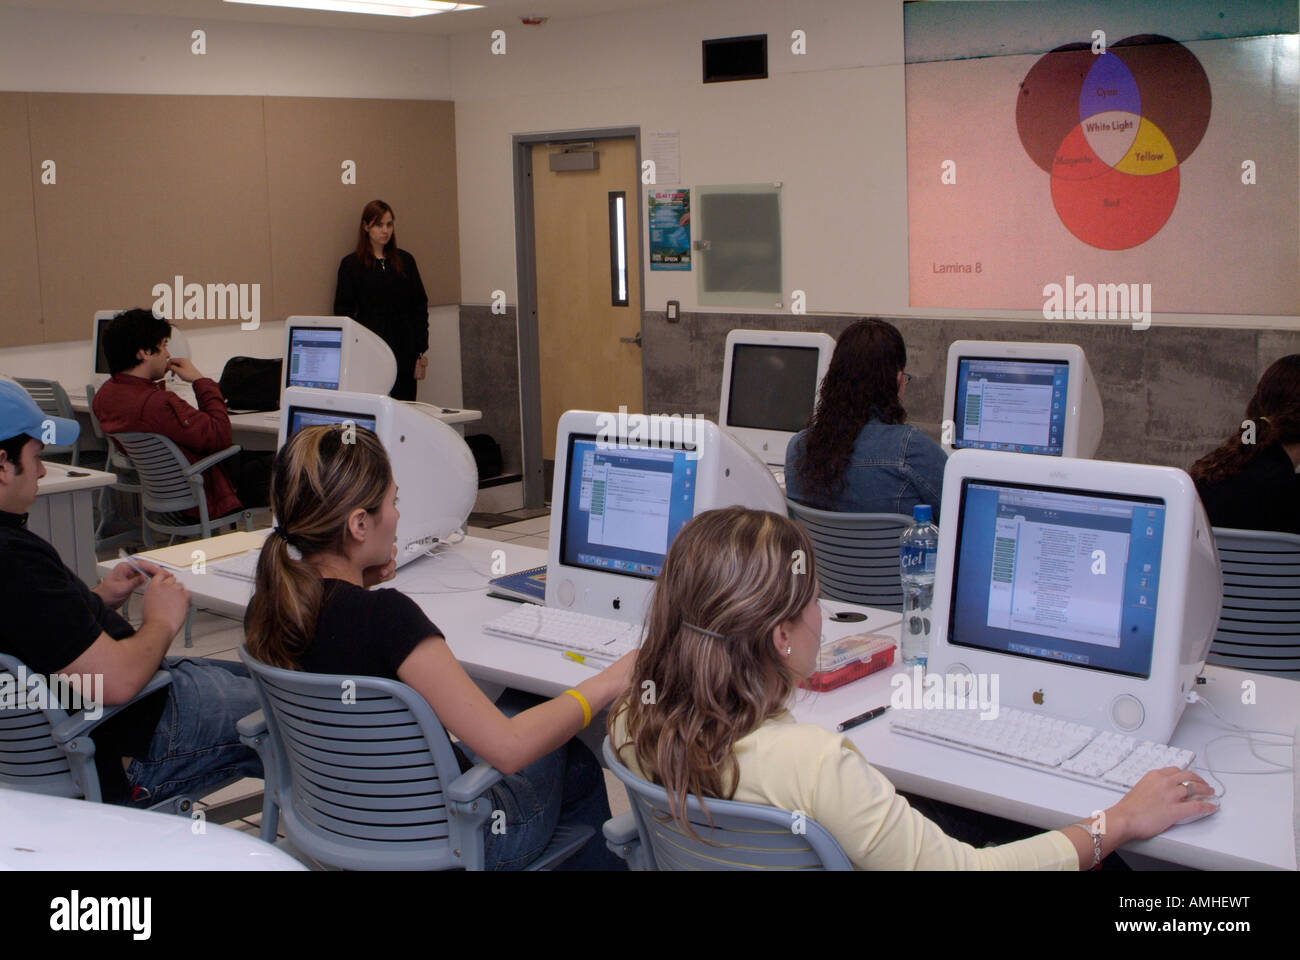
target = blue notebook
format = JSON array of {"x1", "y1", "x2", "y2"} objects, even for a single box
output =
[{"x1": 488, "y1": 565, "x2": 547, "y2": 604}]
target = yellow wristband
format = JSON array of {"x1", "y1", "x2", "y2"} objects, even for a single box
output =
[{"x1": 563, "y1": 689, "x2": 592, "y2": 729}]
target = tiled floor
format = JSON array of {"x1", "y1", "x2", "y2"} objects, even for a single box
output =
[{"x1": 165, "y1": 512, "x2": 632, "y2": 857}]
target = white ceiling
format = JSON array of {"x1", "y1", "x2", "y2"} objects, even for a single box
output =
[{"x1": 0, "y1": 0, "x2": 686, "y2": 36}]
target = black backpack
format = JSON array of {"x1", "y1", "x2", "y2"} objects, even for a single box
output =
[{"x1": 218, "y1": 357, "x2": 283, "y2": 412}]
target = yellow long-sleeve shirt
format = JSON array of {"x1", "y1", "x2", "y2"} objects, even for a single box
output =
[{"x1": 609, "y1": 710, "x2": 1079, "y2": 870}]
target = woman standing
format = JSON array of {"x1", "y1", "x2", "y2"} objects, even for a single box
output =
[{"x1": 334, "y1": 200, "x2": 429, "y2": 401}]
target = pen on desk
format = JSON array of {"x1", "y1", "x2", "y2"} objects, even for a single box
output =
[
  {"x1": 837, "y1": 705, "x2": 889, "y2": 732},
  {"x1": 561, "y1": 651, "x2": 604, "y2": 669},
  {"x1": 116, "y1": 549, "x2": 154, "y2": 581}
]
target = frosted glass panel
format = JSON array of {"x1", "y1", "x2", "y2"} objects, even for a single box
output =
[{"x1": 696, "y1": 184, "x2": 782, "y2": 308}]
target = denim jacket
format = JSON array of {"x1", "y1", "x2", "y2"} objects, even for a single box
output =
[{"x1": 784, "y1": 420, "x2": 948, "y2": 524}]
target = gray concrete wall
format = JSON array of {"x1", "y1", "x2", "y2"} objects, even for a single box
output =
[
  {"x1": 644, "y1": 312, "x2": 1300, "y2": 471},
  {"x1": 458, "y1": 305, "x2": 522, "y2": 477},
  {"x1": 460, "y1": 307, "x2": 1300, "y2": 475}
]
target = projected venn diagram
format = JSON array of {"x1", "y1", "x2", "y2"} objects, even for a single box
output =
[{"x1": 1016, "y1": 35, "x2": 1211, "y2": 250}]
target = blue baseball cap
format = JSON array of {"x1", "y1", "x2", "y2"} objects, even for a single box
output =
[{"x1": 0, "y1": 379, "x2": 80, "y2": 447}]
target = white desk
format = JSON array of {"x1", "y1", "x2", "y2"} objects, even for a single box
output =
[
  {"x1": 35, "y1": 462, "x2": 116, "y2": 586},
  {"x1": 0, "y1": 786, "x2": 303, "y2": 870},
  {"x1": 68, "y1": 386, "x2": 482, "y2": 454},
  {"x1": 99, "y1": 535, "x2": 1298, "y2": 871}
]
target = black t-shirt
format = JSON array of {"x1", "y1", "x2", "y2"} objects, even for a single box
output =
[
  {"x1": 0, "y1": 510, "x2": 166, "y2": 802},
  {"x1": 291, "y1": 579, "x2": 472, "y2": 773},
  {"x1": 1195, "y1": 444, "x2": 1300, "y2": 536},
  {"x1": 298, "y1": 579, "x2": 441, "y2": 679}
]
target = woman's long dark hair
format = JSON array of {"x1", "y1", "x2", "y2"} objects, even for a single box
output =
[
  {"x1": 354, "y1": 199, "x2": 407, "y2": 277},
  {"x1": 1190, "y1": 355, "x2": 1300, "y2": 486},
  {"x1": 794, "y1": 318, "x2": 908, "y2": 501}
]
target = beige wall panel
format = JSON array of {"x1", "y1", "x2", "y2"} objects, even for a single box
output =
[
  {"x1": 264, "y1": 97, "x2": 460, "y2": 317},
  {"x1": 28, "y1": 94, "x2": 272, "y2": 342},
  {"x1": 0, "y1": 94, "x2": 43, "y2": 348}
]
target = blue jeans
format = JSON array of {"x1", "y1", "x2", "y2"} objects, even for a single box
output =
[
  {"x1": 124, "y1": 657, "x2": 264, "y2": 808},
  {"x1": 462, "y1": 689, "x2": 625, "y2": 871}
]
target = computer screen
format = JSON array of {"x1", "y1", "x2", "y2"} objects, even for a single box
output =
[
  {"x1": 286, "y1": 405, "x2": 377, "y2": 437},
  {"x1": 558, "y1": 433, "x2": 698, "y2": 580},
  {"x1": 286, "y1": 327, "x2": 344, "y2": 390},
  {"x1": 949, "y1": 479, "x2": 1165, "y2": 679},
  {"x1": 952, "y1": 357, "x2": 1069, "y2": 455},
  {"x1": 94, "y1": 314, "x2": 114, "y2": 374},
  {"x1": 725, "y1": 343, "x2": 822, "y2": 433}
]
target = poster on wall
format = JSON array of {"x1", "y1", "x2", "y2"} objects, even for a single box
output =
[
  {"x1": 649, "y1": 189, "x2": 691, "y2": 270},
  {"x1": 904, "y1": 0, "x2": 1299, "y2": 317}
]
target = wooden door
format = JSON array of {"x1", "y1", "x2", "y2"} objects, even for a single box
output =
[{"x1": 532, "y1": 138, "x2": 643, "y2": 461}]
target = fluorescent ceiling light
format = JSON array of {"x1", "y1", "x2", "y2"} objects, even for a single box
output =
[{"x1": 224, "y1": 0, "x2": 482, "y2": 18}]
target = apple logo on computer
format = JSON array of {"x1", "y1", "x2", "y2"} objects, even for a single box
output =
[{"x1": 1032, "y1": 689, "x2": 1045, "y2": 705}]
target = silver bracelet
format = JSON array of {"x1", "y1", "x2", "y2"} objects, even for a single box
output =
[{"x1": 1067, "y1": 822, "x2": 1102, "y2": 869}]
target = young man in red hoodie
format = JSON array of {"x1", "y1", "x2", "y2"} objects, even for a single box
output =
[{"x1": 93, "y1": 308, "x2": 266, "y2": 521}]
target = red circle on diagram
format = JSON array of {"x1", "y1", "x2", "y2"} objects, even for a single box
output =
[{"x1": 1050, "y1": 157, "x2": 1179, "y2": 250}]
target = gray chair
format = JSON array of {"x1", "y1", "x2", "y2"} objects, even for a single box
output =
[
  {"x1": 1208, "y1": 527, "x2": 1300, "y2": 679},
  {"x1": 13, "y1": 377, "x2": 79, "y2": 465},
  {"x1": 785, "y1": 499, "x2": 914, "y2": 610},
  {"x1": 236, "y1": 646, "x2": 593, "y2": 870},
  {"x1": 0, "y1": 652, "x2": 221, "y2": 815},
  {"x1": 108, "y1": 431, "x2": 252, "y2": 544},
  {"x1": 85, "y1": 383, "x2": 146, "y2": 551},
  {"x1": 601, "y1": 738, "x2": 852, "y2": 870}
]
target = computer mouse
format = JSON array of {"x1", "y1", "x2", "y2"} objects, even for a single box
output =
[{"x1": 1174, "y1": 793, "x2": 1220, "y2": 825}]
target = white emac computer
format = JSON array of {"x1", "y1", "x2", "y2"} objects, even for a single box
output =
[
  {"x1": 547, "y1": 409, "x2": 786, "y2": 624},
  {"x1": 279, "y1": 387, "x2": 477, "y2": 567},
  {"x1": 929, "y1": 449, "x2": 1221, "y2": 745},
  {"x1": 282, "y1": 316, "x2": 397, "y2": 396},
  {"x1": 942, "y1": 341, "x2": 1103, "y2": 459},
  {"x1": 718, "y1": 329, "x2": 836, "y2": 472}
]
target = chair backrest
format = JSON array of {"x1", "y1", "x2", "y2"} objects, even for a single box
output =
[
  {"x1": 0, "y1": 653, "x2": 92, "y2": 800},
  {"x1": 1209, "y1": 527, "x2": 1300, "y2": 679},
  {"x1": 13, "y1": 378, "x2": 76, "y2": 457},
  {"x1": 108, "y1": 432, "x2": 202, "y2": 515},
  {"x1": 785, "y1": 499, "x2": 913, "y2": 610},
  {"x1": 85, "y1": 384, "x2": 135, "y2": 473},
  {"x1": 601, "y1": 738, "x2": 852, "y2": 870},
  {"x1": 237, "y1": 646, "x2": 472, "y2": 870}
]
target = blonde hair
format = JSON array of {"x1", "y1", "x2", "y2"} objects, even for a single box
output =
[
  {"x1": 244, "y1": 425, "x2": 391, "y2": 669},
  {"x1": 611, "y1": 507, "x2": 818, "y2": 835}
]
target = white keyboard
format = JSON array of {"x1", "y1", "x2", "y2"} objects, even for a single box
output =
[
  {"x1": 891, "y1": 707, "x2": 1194, "y2": 791},
  {"x1": 483, "y1": 604, "x2": 641, "y2": 660},
  {"x1": 211, "y1": 550, "x2": 261, "y2": 582}
]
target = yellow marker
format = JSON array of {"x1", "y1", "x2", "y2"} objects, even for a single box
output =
[{"x1": 562, "y1": 651, "x2": 602, "y2": 668}]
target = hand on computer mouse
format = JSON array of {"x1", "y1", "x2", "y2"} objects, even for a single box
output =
[{"x1": 1110, "y1": 767, "x2": 1219, "y2": 840}]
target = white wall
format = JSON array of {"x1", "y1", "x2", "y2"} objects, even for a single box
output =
[
  {"x1": 0, "y1": 5, "x2": 463, "y2": 406},
  {"x1": 0, "y1": 5, "x2": 451, "y2": 97},
  {"x1": 450, "y1": 0, "x2": 903, "y2": 318},
  {"x1": 448, "y1": 0, "x2": 1300, "y2": 328}
]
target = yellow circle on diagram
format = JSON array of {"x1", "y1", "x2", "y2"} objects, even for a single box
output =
[{"x1": 1115, "y1": 118, "x2": 1179, "y2": 175}]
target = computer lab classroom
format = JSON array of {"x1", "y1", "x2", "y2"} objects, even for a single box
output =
[{"x1": 0, "y1": 0, "x2": 1296, "y2": 879}]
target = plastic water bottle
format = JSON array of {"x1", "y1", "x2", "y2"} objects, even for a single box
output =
[{"x1": 899, "y1": 504, "x2": 938, "y2": 669}]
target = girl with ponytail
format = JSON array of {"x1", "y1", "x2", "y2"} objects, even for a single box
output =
[
  {"x1": 245, "y1": 424, "x2": 631, "y2": 869},
  {"x1": 610, "y1": 507, "x2": 1217, "y2": 869},
  {"x1": 1189, "y1": 355, "x2": 1300, "y2": 535}
]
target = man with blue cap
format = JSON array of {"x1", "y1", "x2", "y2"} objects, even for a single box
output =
[{"x1": 0, "y1": 379, "x2": 262, "y2": 806}]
